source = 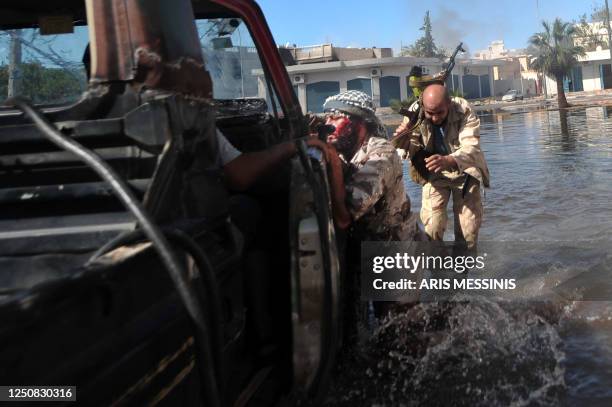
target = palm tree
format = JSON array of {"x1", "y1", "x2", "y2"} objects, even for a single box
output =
[{"x1": 529, "y1": 18, "x2": 585, "y2": 108}]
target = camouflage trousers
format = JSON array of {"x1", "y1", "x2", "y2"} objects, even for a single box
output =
[{"x1": 420, "y1": 177, "x2": 483, "y2": 249}]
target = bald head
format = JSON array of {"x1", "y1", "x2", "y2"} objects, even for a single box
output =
[
  {"x1": 422, "y1": 84, "x2": 450, "y2": 125},
  {"x1": 422, "y1": 84, "x2": 450, "y2": 108}
]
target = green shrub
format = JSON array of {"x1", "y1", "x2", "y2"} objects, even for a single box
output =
[
  {"x1": 389, "y1": 96, "x2": 418, "y2": 113},
  {"x1": 450, "y1": 89, "x2": 464, "y2": 98}
]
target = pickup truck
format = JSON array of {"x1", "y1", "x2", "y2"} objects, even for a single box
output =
[{"x1": 0, "y1": 0, "x2": 341, "y2": 405}]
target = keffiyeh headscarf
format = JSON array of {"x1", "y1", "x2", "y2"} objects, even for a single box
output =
[{"x1": 323, "y1": 90, "x2": 388, "y2": 139}]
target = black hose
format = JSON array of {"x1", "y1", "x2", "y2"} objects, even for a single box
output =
[
  {"x1": 8, "y1": 97, "x2": 221, "y2": 407},
  {"x1": 164, "y1": 229, "x2": 225, "y2": 387}
]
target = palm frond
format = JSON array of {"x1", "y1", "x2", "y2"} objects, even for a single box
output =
[{"x1": 529, "y1": 18, "x2": 584, "y2": 78}]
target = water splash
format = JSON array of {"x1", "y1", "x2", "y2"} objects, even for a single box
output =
[{"x1": 324, "y1": 296, "x2": 565, "y2": 406}]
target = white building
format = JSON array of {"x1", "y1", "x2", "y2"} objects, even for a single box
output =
[
  {"x1": 540, "y1": 22, "x2": 612, "y2": 95},
  {"x1": 256, "y1": 44, "x2": 526, "y2": 113},
  {"x1": 542, "y1": 49, "x2": 612, "y2": 95}
]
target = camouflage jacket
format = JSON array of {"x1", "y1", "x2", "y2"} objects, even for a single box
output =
[
  {"x1": 403, "y1": 97, "x2": 490, "y2": 188},
  {"x1": 343, "y1": 136, "x2": 418, "y2": 241}
]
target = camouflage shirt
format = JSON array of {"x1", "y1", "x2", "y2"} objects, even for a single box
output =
[{"x1": 343, "y1": 136, "x2": 419, "y2": 241}]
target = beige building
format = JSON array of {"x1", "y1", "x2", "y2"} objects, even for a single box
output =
[
  {"x1": 474, "y1": 34, "x2": 612, "y2": 97},
  {"x1": 474, "y1": 41, "x2": 541, "y2": 96},
  {"x1": 474, "y1": 40, "x2": 523, "y2": 60}
]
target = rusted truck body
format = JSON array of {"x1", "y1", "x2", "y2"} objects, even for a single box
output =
[{"x1": 0, "y1": 0, "x2": 341, "y2": 405}]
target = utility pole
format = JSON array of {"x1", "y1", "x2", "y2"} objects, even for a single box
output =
[
  {"x1": 8, "y1": 30, "x2": 22, "y2": 98},
  {"x1": 605, "y1": 0, "x2": 612, "y2": 62}
]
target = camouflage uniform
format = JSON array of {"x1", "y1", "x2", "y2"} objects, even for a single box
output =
[
  {"x1": 344, "y1": 136, "x2": 420, "y2": 241},
  {"x1": 405, "y1": 97, "x2": 490, "y2": 248}
]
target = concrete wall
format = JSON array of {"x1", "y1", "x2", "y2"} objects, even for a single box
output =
[
  {"x1": 544, "y1": 75, "x2": 559, "y2": 96},
  {"x1": 333, "y1": 48, "x2": 375, "y2": 61},
  {"x1": 492, "y1": 78, "x2": 537, "y2": 96},
  {"x1": 521, "y1": 78, "x2": 538, "y2": 96},
  {"x1": 492, "y1": 60, "x2": 521, "y2": 80},
  {"x1": 333, "y1": 47, "x2": 392, "y2": 61},
  {"x1": 373, "y1": 48, "x2": 393, "y2": 58},
  {"x1": 520, "y1": 71, "x2": 541, "y2": 95},
  {"x1": 543, "y1": 60, "x2": 606, "y2": 96},
  {"x1": 582, "y1": 49, "x2": 612, "y2": 62},
  {"x1": 293, "y1": 44, "x2": 333, "y2": 63},
  {"x1": 493, "y1": 79, "x2": 520, "y2": 96},
  {"x1": 287, "y1": 63, "x2": 497, "y2": 112},
  {"x1": 285, "y1": 64, "x2": 448, "y2": 112},
  {"x1": 462, "y1": 65, "x2": 491, "y2": 76},
  {"x1": 285, "y1": 45, "x2": 394, "y2": 64},
  {"x1": 517, "y1": 56, "x2": 530, "y2": 73}
]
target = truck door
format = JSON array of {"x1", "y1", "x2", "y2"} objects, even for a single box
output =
[{"x1": 289, "y1": 144, "x2": 342, "y2": 397}]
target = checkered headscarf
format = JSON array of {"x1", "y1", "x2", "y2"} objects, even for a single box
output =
[{"x1": 323, "y1": 90, "x2": 387, "y2": 139}]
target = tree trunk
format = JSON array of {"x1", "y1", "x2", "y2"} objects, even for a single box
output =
[{"x1": 555, "y1": 73, "x2": 569, "y2": 108}]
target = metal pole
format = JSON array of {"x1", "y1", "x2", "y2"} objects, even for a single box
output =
[
  {"x1": 238, "y1": 26, "x2": 245, "y2": 98},
  {"x1": 605, "y1": 0, "x2": 612, "y2": 62},
  {"x1": 8, "y1": 30, "x2": 22, "y2": 98}
]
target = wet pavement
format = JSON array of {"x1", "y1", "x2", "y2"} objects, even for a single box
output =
[{"x1": 323, "y1": 105, "x2": 612, "y2": 406}]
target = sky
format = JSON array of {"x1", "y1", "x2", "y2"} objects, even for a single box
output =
[{"x1": 256, "y1": 0, "x2": 607, "y2": 55}]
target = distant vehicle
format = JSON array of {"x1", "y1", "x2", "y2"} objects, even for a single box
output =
[{"x1": 502, "y1": 89, "x2": 524, "y2": 102}]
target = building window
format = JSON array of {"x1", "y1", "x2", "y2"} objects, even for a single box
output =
[
  {"x1": 347, "y1": 78, "x2": 372, "y2": 97},
  {"x1": 380, "y1": 76, "x2": 400, "y2": 107},
  {"x1": 306, "y1": 81, "x2": 340, "y2": 113}
]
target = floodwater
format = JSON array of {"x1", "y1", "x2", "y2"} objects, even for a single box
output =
[{"x1": 324, "y1": 106, "x2": 612, "y2": 406}]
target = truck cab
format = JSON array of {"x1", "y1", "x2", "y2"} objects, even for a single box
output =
[{"x1": 0, "y1": 0, "x2": 341, "y2": 405}]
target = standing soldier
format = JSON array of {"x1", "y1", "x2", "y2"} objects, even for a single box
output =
[{"x1": 394, "y1": 84, "x2": 490, "y2": 249}]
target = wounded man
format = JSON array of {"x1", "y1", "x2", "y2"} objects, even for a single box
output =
[{"x1": 308, "y1": 90, "x2": 425, "y2": 242}]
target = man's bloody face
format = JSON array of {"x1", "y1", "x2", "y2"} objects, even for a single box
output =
[{"x1": 325, "y1": 114, "x2": 360, "y2": 154}]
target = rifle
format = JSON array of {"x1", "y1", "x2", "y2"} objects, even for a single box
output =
[
  {"x1": 392, "y1": 43, "x2": 465, "y2": 183},
  {"x1": 392, "y1": 42, "x2": 465, "y2": 149},
  {"x1": 442, "y1": 42, "x2": 466, "y2": 80}
]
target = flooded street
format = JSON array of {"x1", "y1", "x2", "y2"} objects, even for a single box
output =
[
  {"x1": 476, "y1": 106, "x2": 612, "y2": 242},
  {"x1": 475, "y1": 106, "x2": 612, "y2": 406},
  {"x1": 324, "y1": 106, "x2": 612, "y2": 406}
]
